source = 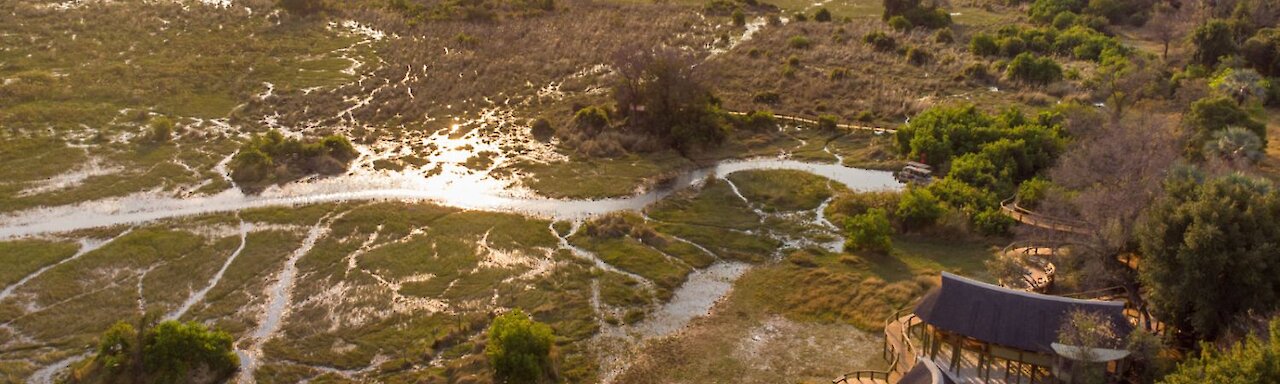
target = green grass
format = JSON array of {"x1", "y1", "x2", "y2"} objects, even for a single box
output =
[
  {"x1": 511, "y1": 151, "x2": 694, "y2": 199},
  {"x1": 646, "y1": 179, "x2": 761, "y2": 230},
  {"x1": 726, "y1": 169, "x2": 837, "y2": 212},
  {"x1": 0, "y1": 240, "x2": 80, "y2": 288},
  {"x1": 570, "y1": 235, "x2": 692, "y2": 296}
]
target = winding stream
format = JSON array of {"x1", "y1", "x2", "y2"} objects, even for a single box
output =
[{"x1": 0, "y1": 158, "x2": 900, "y2": 239}]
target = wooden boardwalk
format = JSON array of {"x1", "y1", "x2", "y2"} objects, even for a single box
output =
[
  {"x1": 999, "y1": 198, "x2": 1090, "y2": 235},
  {"x1": 724, "y1": 111, "x2": 898, "y2": 134}
]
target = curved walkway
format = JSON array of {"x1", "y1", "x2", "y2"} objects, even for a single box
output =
[
  {"x1": 999, "y1": 197, "x2": 1090, "y2": 235},
  {"x1": 725, "y1": 111, "x2": 897, "y2": 134}
]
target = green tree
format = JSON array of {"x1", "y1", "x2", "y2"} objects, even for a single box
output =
[
  {"x1": 1161, "y1": 318, "x2": 1280, "y2": 384},
  {"x1": 146, "y1": 116, "x2": 174, "y2": 143},
  {"x1": 844, "y1": 208, "x2": 893, "y2": 253},
  {"x1": 1029, "y1": 0, "x2": 1085, "y2": 24},
  {"x1": 1242, "y1": 28, "x2": 1280, "y2": 77},
  {"x1": 1186, "y1": 96, "x2": 1267, "y2": 152},
  {"x1": 1057, "y1": 309, "x2": 1121, "y2": 384},
  {"x1": 81, "y1": 320, "x2": 238, "y2": 383},
  {"x1": 486, "y1": 309, "x2": 555, "y2": 383},
  {"x1": 144, "y1": 321, "x2": 239, "y2": 383},
  {"x1": 1204, "y1": 127, "x2": 1264, "y2": 164},
  {"x1": 1138, "y1": 171, "x2": 1280, "y2": 340},
  {"x1": 1005, "y1": 52, "x2": 1063, "y2": 86},
  {"x1": 1191, "y1": 19, "x2": 1238, "y2": 67},
  {"x1": 896, "y1": 187, "x2": 944, "y2": 231}
]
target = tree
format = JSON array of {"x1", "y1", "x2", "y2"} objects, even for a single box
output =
[
  {"x1": 1242, "y1": 28, "x2": 1280, "y2": 76},
  {"x1": 146, "y1": 116, "x2": 174, "y2": 143},
  {"x1": 896, "y1": 187, "x2": 944, "y2": 231},
  {"x1": 1210, "y1": 67, "x2": 1271, "y2": 105},
  {"x1": 612, "y1": 47, "x2": 727, "y2": 154},
  {"x1": 1186, "y1": 96, "x2": 1267, "y2": 152},
  {"x1": 486, "y1": 309, "x2": 555, "y2": 383},
  {"x1": 1161, "y1": 318, "x2": 1280, "y2": 384},
  {"x1": 1057, "y1": 309, "x2": 1122, "y2": 384},
  {"x1": 1191, "y1": 19, "x2": 1237, "y2": 67},
  {"x1": 1146, "y1": 2, "x2": 1189, "y2": 61},
  {"x1": 77, "y1": 320, "x2": 238, "y2": 384},
  {"x1": 970, "y1": 33, "x2": 999, "y2": 56},
  {"x1": 844, "y1": 208, "x2": 893, "y2": 253},
  {"x1": 278, "y1": 0, "x2": 325, "y2": 16},
  {"x1": 1204, "y1": 126, "x2": 1264, "y2": 165},
  {"x1": 1138, "y1": 171, "x2": 1280, "y2": 340}
]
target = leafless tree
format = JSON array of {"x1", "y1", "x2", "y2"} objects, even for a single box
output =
[
  {"x1": 1146, "y1": 2, "x2": 1190, "y2": 62},
  {"x1": 1026, "y1": 115, "x2": 1185, "y2": 329}
]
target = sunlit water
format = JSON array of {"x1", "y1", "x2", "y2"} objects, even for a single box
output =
[{"x1": 0, "y1": 158, "x2": 899, "y2": 239}]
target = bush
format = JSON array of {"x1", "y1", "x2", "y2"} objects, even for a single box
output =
[
  {"x1": 896, "y1": 187, "x2": 945, "y2": 231},
  {"x1": 864, "y1": 31, "x2": 897, "y2": 52},
  {"x1": 998, "y1": 36, "x2": 1027, "y2": 57},
  {"x1": 933, "y1": 28, "x2": 954, "y2": 43},
  {"x1": 230, "y1": 130, "x2": 359, "y2": 189},
  {"x1": 732, "y1": 110, "x2": 778, "y2": 132},
  {"x1": 788, "y1": 35, "x2": 813, "y2": 49},
  {"x1": 85, "y1": 320, "x2": 238, "y2": 383},
  {"x1": 573, "y1": 105, "x2": 611, "y2": 133},
  {"x1": 972, "y1": 208, "x2": 1014, "y2": 235},
  {"x1": 829, "y1": 68, "x2": 849, "y2": 80},
  {"x1": 1015, "y1": 177, "x2": 1053, "y2": 208},
  {"x1": 1029, "y1": 0, "x2": 1084, "y2": 24},
  {"x1": 817, "y1": 114, "x2": 839, "y2": 131},
  {"x1": 888, "y1": 15, "x2": 913, "y2": 32},
  {"x1": 844, "y1": 208, "x2": 893, "y2": 253},
  {"x1": 963, "y1": 62, "x2": 991, "y2": 82},
  {"x1": 814, "y1": 7, "x2": 832, "y2": 22},
  {"x1": 1242, "y1": 28, "x2": 1280, "y2": 77},
  {"x1": 1005, "y1": 53, "x2": 1063, "y2": 86},
  {"x1": 905, "y1": 46, "x2": 930, "y2": 65},
  {"x1": 732, "y1": 9, "x2": 746, "y2": 26},
  {"x1": 793, "y1": 12, "x2": 808, "y2": 22},
  {"x1": 1052, "y1": 11, "x2": 1078, "y2": 29},
  {"x1": 530, "y1": 118, "x2": 553, "y2": 141},
  {"x1": 146, "y1": 116, "x2": 174, "y2": 143},
  {"x1": 486, "y1": 310, "x2": 556, "y2": 383},
  {"x1": 1186, "y1": 96, "x2": 1267, "y2": 150},
  {"x1": 753, "y1": 91, "x2": 781, "y2": 104},
  {"x1": 970, "y1": 33, "x2": 999, "y2": 56}
]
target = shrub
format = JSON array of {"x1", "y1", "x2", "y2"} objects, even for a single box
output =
[
  {"x1": 896, "y1": 187, "x2": 945, "y2": 231},
  {"x1": 788, "y1": 35, "x2": 812, "y2": 49},
  {"x1": 864, "y1": 31, "x2": 897, "y2": 52},
  {"x1": 817, "y1": 114, "x2": 839, "y2": 131},
  {"x1": 998, "y1": 36, "x2": 1027, "y2": 57},
  {"x1": 814, "y1": 7, "x2": 832, "y2": 22},
  {"x1": 844, "y1": 208, "x2": 893, "y2": 253},
  {"x1": 905, "y1": 46, "x2": 930, "y2": 65},
  {"x1": 970, "y1": 33, "x2": 999, "y2": 56},
  {"x1": 530, "y1": 118, "x2": 553, "y2": 141},
  {"x1": 829, "y1": 68, "x2": 849, "y2": 80},
  {"x1": 753, "y1": 91, "x2": 781, "y2": 104},
  {"x1": 888, "y1": 15, "x2": 913, "y2": 32},
  {"x1": 1029, "y1": 0, "x2": 1084, "y2": 24},
  {"x1": 793, "y1": 12, "x2": 808, "y2": 22},
  {"x1": 1052, "y1": 11, "x2": 1078, "y2": 29},
  {"x1": 146, "y1": 116, "x2": 174, "y2": 143},
  {"x1": 486, "y1": 310, "x2": 556, "y2": 383},
  {"x1": 573, "y1": 105, "x2": 611, "y2": 133},
  {"x1": 1242, "y1": 28, "x2": 1280, "y2": 77},
  {"x1": 1186, "y1": 96, "x2": 1267, "y2": 149},
  {"x1": 230, "y1": 130, "x2": 358, "y2": 189},
  {"x1": 1015, "y1": 177, "x2": 1053, "y2": 209},
  {"x1": 732, "y1": 9, "x2": 746, "y2": 26},
  {"x1": 933, "y1": 28, "x2": 954, "y2": 43},
  {"x1": 1005, "y1": 53, "x2": 1063, "y2": 86},
  {"x1": 963, "y1": 62, "x2": 991, "y2": 82},
  {"x1": 972, "y1": 209, "x2": 1014, "y2": 235},
  {"x1": 86, "y1": 320, "x2": 238, "y2": 383}
]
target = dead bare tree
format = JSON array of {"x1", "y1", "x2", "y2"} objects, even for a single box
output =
[
  {"x1": 1146, "y1": 2, "x2": 1190, "y2": 62},
  {"x1": 1028, "y1": 114, "x2": 1185, "y2": 330}
]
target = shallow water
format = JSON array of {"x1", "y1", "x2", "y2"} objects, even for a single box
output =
[
  {"x1": 630, "y1": 261, "x2": 750, "y2": 338},
  {"x1": 0, "y1": 158, "x2": 900, "y2": 239}
]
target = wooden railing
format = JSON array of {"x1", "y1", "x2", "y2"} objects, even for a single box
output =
[
  {"x1": 999, "y1": 197, "x2": 1091, "y2": 235},
  {"x1": 834, "y1": 310, "x2": 921, "y2": 383},
  {"x1": 725, "y1": 111, "x2": 897, "y2": 134}
]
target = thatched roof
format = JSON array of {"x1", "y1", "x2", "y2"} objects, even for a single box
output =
[{"x1": 913, "y1": 272, "x2": 1132, "y2": 355}]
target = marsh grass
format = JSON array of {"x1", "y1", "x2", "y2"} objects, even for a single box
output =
[
  {"x1": 646, "y1": 179, "x2": 760, "y2": 230},
  {"x1": 0, "y1": 240, "x2": 79, "y2": 288},
  {"x1": 726, "y1": 169, "x2": 837, "y2": 212},
  {"x1": 513, "y1": 151, "x2": 694, "y2": 199}
]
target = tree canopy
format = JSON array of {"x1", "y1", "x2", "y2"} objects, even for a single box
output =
[
  {"x1": 486, "y1": 309, "x2": 556, "y2": 383},
  {"x1": 77, "y1": 320, "x2": 238, "y2": 384},
  {"x1": 1161, "y1": 318, "x2": 1280, "y2": 384},
  {"x1": 1138, "y1": 170, "x2": 1280, "y2": 340}
]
